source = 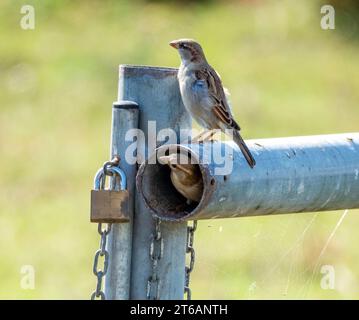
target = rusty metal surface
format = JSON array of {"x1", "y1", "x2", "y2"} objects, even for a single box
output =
[
  {"x1": 137, "y1": 133, "x2": 359, "y2": 221},
  {"x1": 90, "y1": 190, "x2": 129, "y2": 223}
]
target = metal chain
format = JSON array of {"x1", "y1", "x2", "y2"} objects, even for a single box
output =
[
  {"x1": 184, "y1": 220, "x2": 197, "y2": 300},
  {"x1": 146, "y1": 218, "x2": 164, "y2": 300},
  {"x1": 91, "y1": 156, "x2": 120, "y2": 300},
  {"x1": 91, "y1": 223, "x2": 112, "y2": 300}
]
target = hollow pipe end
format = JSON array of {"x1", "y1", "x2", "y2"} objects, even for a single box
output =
[{"x1": 136, "y1": 144, "x2": 215, "y2": 222}]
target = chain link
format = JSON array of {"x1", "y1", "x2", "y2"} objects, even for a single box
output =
[
  {"x1": 184, "y1": 220, "x2": 197, "y2": 300},
  {"x1": 91, "y1": 157, "x2": 120, "y2": 300},
  {"x1": 147, "y1": 218, "x2": 164, "y2": 300},
  {"x1": 91, "y1": 223, "x2": 112, "y2": 300},
  {"x1": 91, "y1": 156, "x2": 197, "y2": 300}
]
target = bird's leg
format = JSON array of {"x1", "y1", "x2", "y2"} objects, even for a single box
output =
[
  {"x1": 194, "y1": 130, "x2": 218, "y2": 143},
  {"x1": 179, "y1": 131, "x2": 206, "y2": 145},
  {"x1": 190, "y1": 130, "x2": 208, "y2": 144},
  {"x1": 203, "y1": 129, "x2": 218, "y2": 142}
]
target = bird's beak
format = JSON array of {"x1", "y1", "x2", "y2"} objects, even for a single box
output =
[
  {"x1": 169, "y1": 41, "x2": 179, "y2": 49},
  {"x1": 158, "y1": 155, "x2": 170, "y2": 165}
]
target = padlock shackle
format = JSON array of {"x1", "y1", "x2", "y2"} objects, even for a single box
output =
[{"x1": 94, "y1": 166, "x2": 127, "y2": 190}]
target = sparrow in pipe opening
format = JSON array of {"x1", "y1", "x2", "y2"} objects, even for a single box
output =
[
  {"x1": 169, "y1": 38, "x2": 256, "y2": 168},
  {"x1": 159, "y1": 154, "x2": 203, "y2": 203}
]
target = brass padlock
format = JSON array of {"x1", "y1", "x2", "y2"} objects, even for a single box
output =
[{"x1": 90, "y1": 166, "x2": 129, "y2": 223}]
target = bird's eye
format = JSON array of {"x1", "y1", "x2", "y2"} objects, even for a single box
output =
[{"x1": 179, "y1": 43, "x2": 186, "y2": 49}]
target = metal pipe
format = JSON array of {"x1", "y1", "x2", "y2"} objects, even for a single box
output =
[
  {"x1": 137, "y1": 133, "x2": 359, "y2": 221},
  {"x1": 118, "y1": 65, "x2": 191, "y2": 299},
  {"x1": 105, "y1": 101, "x2": 139, "y2": 299}
]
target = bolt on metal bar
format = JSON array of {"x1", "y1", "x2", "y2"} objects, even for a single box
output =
[
  {"x1": 104, "y1": 101, "x2": 139, "y2": 299},
  {"x1": 118, "y1": 65, "x2": 190, "y2": 299},
  {"x1": 137, "y1": 133, "x2": 359, "y2": 221}
]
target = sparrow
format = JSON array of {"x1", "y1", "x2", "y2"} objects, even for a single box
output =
[
  {"x1": 169, "y1": 39, "x2": 256, "y2": 168},
  {"x1": 159, "y1": 154, "x2": 203, "y2": 202}
]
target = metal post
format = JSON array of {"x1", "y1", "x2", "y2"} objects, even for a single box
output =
[
  {"x1": 117, "y1": 65, "x2": 191, "y2": 299},
  {"x1": 105, "y1": 101, "x2": 139, "y2": 299},
  {"x1": 137, "y1": 133, "x2": 359, "y2": 221}
]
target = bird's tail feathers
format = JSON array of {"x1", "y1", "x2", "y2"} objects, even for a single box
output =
[{"x1": 233, "y1": 131, "x2": 256, "y2": 168}]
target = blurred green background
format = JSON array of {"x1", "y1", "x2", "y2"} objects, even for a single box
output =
[{"x1": 0, "y1": 0, "x2": 359, "y2": 299}]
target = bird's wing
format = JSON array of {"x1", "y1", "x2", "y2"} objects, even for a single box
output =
[{"x1": 195, "y1": 66, "x2": 240, "y2": 130}]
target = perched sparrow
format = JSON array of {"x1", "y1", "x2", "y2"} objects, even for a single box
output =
[
  {"x1": 170, "y1": 39, "x2": 256, "y2": 168},
  {"x1": 159, "y1": 154, "x2": 203, "y2": 202}
]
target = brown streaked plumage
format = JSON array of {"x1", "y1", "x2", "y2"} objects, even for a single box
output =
[
  {"x1": 159, "y1": 154, "x2": 203, "y2": 202},
  {"x1": 170, "y1": 38, "x2": 256, "y2": 168}
]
